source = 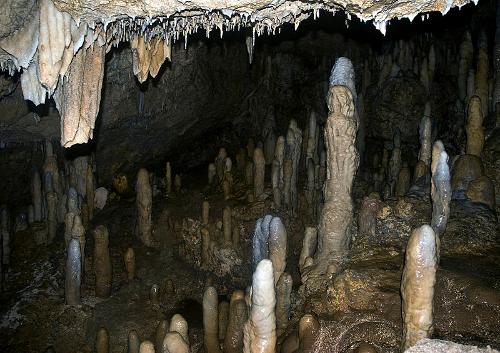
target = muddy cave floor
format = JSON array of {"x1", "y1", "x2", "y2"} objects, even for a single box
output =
[{"x1": 0, "y1": 169, "x2": 499, "y2": 353}]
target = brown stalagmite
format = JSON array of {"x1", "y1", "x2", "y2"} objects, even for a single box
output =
[
  {"x1": 285, "y1": 120, "x2": 303, "y2": 215},
  {"x1": 155, "y1": 320, "x2": 169, "y2": 353},
  {"x1": 299, "y1": 227, "x2": 317, "y2": 273},
  {"x1": 358, "y1": 193, "x2": 381, "y2": 237},
  {"x1": 282, "y1": 159, "x2": 293, "y2": 210},
  {"x1": 413, "y1": 161, "x2": 429, "y2": 183},
  {"x1": 203, "y1": 286, "x2": 221, "y2": 353},
  {"x1": 395, "y1": 165, "x2": 411, "y2": 197},
  {"x1": 46, "y1": 191, "x2": 58, "y2": 242},
  {"x1": 86, "y1": 165, "x2": 94, "y2": 220},
  {"x1": 245, "y1": 162, "x2": 254, "y2": 187},
  {"x1": 401, "y1": 225, "x2": 437, "y2": 350},
  {"x1": 308, "y1": 57, "x2": 359, "y2": 277},
  {"x1": 268, "y1": 217, "x2": 287, "y2": 285},
  {"x1": 219, "y1": 301, "x2": 230, "y2": 340},
  {"x1": 466, "y1": 96, "x2": 485, "y2": 157},
  {"x1": 136, "y1": 168, "x2": 155, "y2": 247},
  {"x1": 54, "y1": 41, "x2": 106, "y2": 147},
  {"x1": 128, "y1": 330, "x2": 141, "y2": 353},
  {"x1": 124, "y1": 247, "x2": 135, "y2": 281},
  {"x1": 298, "y1": 314, "x2": 320, "y2": 353},
  {"x1": 458, "y1": 31, "x2": 473, "y2": 101},
  {"x1": 272, "y1": 136, "x2": 285, "y2": 208},
  {"x1": 253, "y1": 147, "x2": 266, "y2": 199},
  {"x1": 93, "y1": 225, "x2": 112, "y2": 298},
  {"x1": 223, "y1": 207, "x2": 232, "y2": 245},
  {"x1": 216, "y1": 148, "x2": 228, "y2": 183},
  {"x1": 32, "y1": 169, "x2": 42, "y2": 222},
  {"x1": 174, "y1": 174, "x2": 182, "y2": 192},
  {"x1": 202, "y1": 201, "x2": 210, "y2": 225},
  {"x1": 166, "y1": 162, "x2": 172, "y2": 194},
  {"x1": 243, "y1": 259, "x2": 276, "y2": 353},
  {"x1": 475, "y1": 31, "x2": 489, "y2": 116},
  {"x1": 201, "y1": 228, "x2": 211, "y2": 266},
  {"x1": 208, "y1": 163, "x2": 217, "y2": 185},
  {"x1": 170, "y1": 314, "x2": 189, "y2": 344},
  {"x1": 150, "y1": 284, "x2": 160, "y2": 304},
  {"x1": 224, "y1": 291, "x2": 248, "y2": 353},
  {"x1": 275, "y1": 272, "x2": 292, "y2": 337},
  {"x1": 96, "y1": 327, "x2": 109, "y2": 353}
]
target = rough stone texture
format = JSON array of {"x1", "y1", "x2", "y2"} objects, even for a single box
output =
[{"x1": 404, "y1": 339, "x2": 499, "y2": 353}]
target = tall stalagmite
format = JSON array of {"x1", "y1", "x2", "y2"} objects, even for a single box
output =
[
  {"x1": 308, "y1": 57, "x2": 359, "y2": 276},
  {"x1": 203, "y1": 286, "x2": 221, "y2": 353},
  {"x1": 136, "y1": 168, "x2": 155, "y2": 247}
]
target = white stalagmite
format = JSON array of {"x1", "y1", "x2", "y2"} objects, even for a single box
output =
[
  {"x1": 401, "y1": 225, "x2": 437, "y2": 350},
  {"x1": 203, "y1": 286, "x2": 221, "y2": 353},
  {"x1": 431, "y1": 141, "x2": 451, "y2": 256},
  {"x1": 243, "y1": 259, "x2": 276, "y2": 353},
  {"x1": 308, "y1": 57, "x2": 359, "y2": 276},
  {"x1": 65, "y1": 238, "x2": 81, "y2": 305},
  {"x1": 163, "y1": 332, "x2": 190, "y2": 353},
  {"x1": 54, "y1": 41, "x2": 106, "y2": 147},
  {"x1": 136, "y1": 168, "x2": 155, "y2": 247},
  {"x1": 170, "y1": 314, "x2": 189, "y2": 344}
]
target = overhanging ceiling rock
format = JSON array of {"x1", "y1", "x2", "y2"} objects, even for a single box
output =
[{"x1": 0, "y1": 0, "x2": 478, "y2": 147}]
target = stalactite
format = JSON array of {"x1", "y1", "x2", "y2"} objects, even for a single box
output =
[{"x1": 219, "y1": 301, "x2": 230, "y2": 341}]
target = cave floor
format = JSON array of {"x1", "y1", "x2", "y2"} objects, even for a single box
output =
[{"x1": 0, "y1": 172, "x2": 499, "y2": 353}]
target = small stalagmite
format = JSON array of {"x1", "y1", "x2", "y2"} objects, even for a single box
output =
[
  {"x1": 224, "y1": 291, "x2": 248, "y2": 353},
  {"x1": 466, "y1": 176, "x2": 496, "y2": 210},
  {"x1": 358, "y1": 193, "x2": 381, "y2": 238},
  {"x1": 139, "y1": 341, "x2": 155, "y2": 353},
  {"x1": 308, "y1": 57, "x2": 359, "y2": 277},
  {"x1": 124, "y1": 247, "x2": 135, "y2": 281},
  {"x1": 223, "y1": 207, "x2": 232, "y2": 246},
  {"x1": 419, "y1": 108, "x2": 432, "y2": 168},
  {"x1": 162, "y1": 332, "x2": 190, "y2": 353},
  {"x1": 413, "y1": 161, "x2": 429, "y2": 183},
  {"x1": 245, "y1": 162, "x2": 254, "y2": 187},
  {"x1": 466, "y1": 96, "x2": 485, "y2": 157},
  {"x1": 253, "y1": 148, "x2": 266, "y2": 199},
  {"x1": 155, "y1": 320, "x2": 169, "y2": 353},
  {"x1": 388, "y1": 129, "x2": 402, "y2": 195},
  {"x1": 208, "y1": 163, "x2": 217, "y2": 185},
  {"x1": 243, "y1": 259, "x2": 276, "y2": 353},
  {"x1": 272, "y1": 136, "x2": 285, "y2": 207},
  {"x1": 150, "y1": 284, "x2": 160, "y2": 304},
  {"x1": 395, "y1": 164, "x2": 411, "y2": 197},
  {"x1": 93, "y1": 225, "x2": 112, "y2": 298},
  {"x1": 32, "y1": 169, "x2": 42, "y2": 222},
  {"x1": 275, "y1": 272, "x2": 292, "y2": 337},
  {"x1": 299, "y1": 227, "x2": 317, "y2": 273},
  {"x1": 252, "y1": 215, "x2": 272, "y2": 270},
  {"x1": 298, "y1": 314, "x2": 320, "y2": 353},
  {"x1": 170, "y1": 314, "x2": 189, "y2": 344},
  {"x1": 401, "y1": 225, "x2": 437, "y2": 350},
  {"x1": 431, "y1": 141, "x2": 451, "y2": 253},
  {"x1": 65, "y1": 238, "x2": 81, "y2": 305},
  {"x1": 203, "y1": 286, "x2": 221, "y2": 353},
  {"x1": 96, "y1": 327, "x2": 109, "y2": 353},
  {"x1": 46, "y1": 191, "x2": 58, "y2": 243},
  {"x1": 136, "y1": 168, "x2": 155, "y2": 247},
  {"x1": 174, "y1": 174, "x2": 182, "y2": 192},
  {"x1": 202, "y1": 201, "x2": 210, "y2": 225},
  {"x1": 128, "y1": 330, "x2": 141, "y2": 353},
  {"x1": 219, "y1": 301, "x2": 230, "y2": 341},
  {"x1": 247, "y1": 138, "x2": 256, "y2": 159},
  {"x1": 282, "y1": 160, "x2": 293, "y2": 211},
  {"x1": 166, "y1": 162, "x2": 172, "y2": 194},
  {"x1": 201, "y1": 228, "x2": 211, "y2": 266},
  {"x1": 216, "y1": 148, "x2": 228, "y2": 183}
]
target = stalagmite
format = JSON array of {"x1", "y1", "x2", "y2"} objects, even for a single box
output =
[
  {"x1": 174, "y1": 175, "x2": 182, "y2": 192},
  {"x1": 139, "y1": 341, "x2": 155, "y2": 353},
  {"x1": 54, "y1": 41, "x2": 106, "y2": 147},
  {"x1": 1, "y1": 209, "x2": 10, "y2": 266},
  {"x1": 216, "y1": 148, "x2": 228, "y2": 183},
  {"x1": 264, "y1": 130, "x2": 276, "y2": 166},
  {"x1": 219, "y1": 301, "x2": 230, "y2": 340},
  {"x1": 475, "y1": 31, "x2": 489, "y2": 116},
  {"x1": 203, "y1": 286, "x2": 221, "y2": 353},
  {"x1": 208, "y1": 163, "x2": 217, "y2": 185},
  {"x1": 396, "y1": 165, "x2": 411, "y2": 197},
  {"x1": 451, "y1": 155, "x2": 484, "y2": 198},
  {"x1": 275, "y1": 272, "x2": 292, "y2": 337},
  {"x1": 458, "y1": 31, "x2": 473, "y2": 101},
  {"x1": 201, "y1": 228, "x2": 211, "y2": 266},
  {"x1": 136, "y1": 168, "x2": 155, "y2": 247},
  {"x1": 70, "y1": 215, "x2": 86, "y2": 272},
  {"x1": 170, "y1": 314, "x2": 189, "y2": 344},
  {"x1": 430, "y1": 141, "x2": 451, "y2": 261},
  {"x1": 247, "y1": 139, "x2": 256, "y2": 159},
  {"x1": 245, "y1": 162, "x2": 254, "y2": 187},
  {"x1": 419, "y1": 106, "x2": 432, "y2": 167},
  {"x1": 94, "y1": 225, "x2": 112, "y2": 298},
  {"x1": 166, "y1": 162, "x2": 172, "y2": 194},
  {"x1": 86, "y1": 165, "x2": 94, "y2": 220},
  {"x1": 285, "y1": 120, "x2": 303, "y2": 214},
  {"x1": 128, "y1": 330, "x2": 141, "y2": 353},
  {"x1": 308, "y1": 57, "x2": 359, "y2": 276},
  {"x1": 202, "y1": 201, "x2": 210, "y2": 225},
  {"x1": 389, "y1": 129, "x2": 402, "y2": 195},
  {"x1": 96, "y1": 327, "x2": 109, "y2": 353},
  {"x1": 46, "y1": 191, "x2": 57, "y2": 242},
  {"x1": 272, "y1": 136, "x2": 285, "y2": 208},
  {"x1": 299, "y1": 227, "x2": 317, "y2": 273},
  {"x1": 467, "y1": 69, "x2": 475, "y2": 104},
  {"x1": 298, "y1": 314, "x2": 320, "y2": 353},
  {"x1": 358, "y1": 193, "x2": 381, "y2": 238},
  {"x1": 243, "y1": 259, "x2": 276, "y2": 353},
  {"x1": 253, "y1": 148, "x2": 266, "y2": 198},
  {"x1": 224, "y1": 291, "x2": 248, "y2": 353},
  {"x1": 223, "y1": 207, "x2": 232, "y2": 246},
  {"x1": 401, "y1": 225, "x2": 437, "y2": 350},
  {"x1": 466, "y1": 96, "x2": 485, "y2": 157},
  {"x1": 32, "y1": 169, "x2": 42, "y2": 222},
  {"x1": 124, "y1": 247, "x2": 135, "y2": 281},
  {"x1": 232, "y1": 226, "x2": 240, "y2": 249},
  {"x1": 65, "y1": 238, "x2": 81, "y2": 305},
  {"x1": 282, "y1": 160, "x2": 293, "y2": 211},
  {"x1": 466, "y1": 176, "x2": 496, "y2": 209},
  {"x1": 428, "y1": 45, "x2": 436, "y2": 84},
  {"x1": 155, "y1": 320, "x2": 169, "y2": 353},
  {"x1": 268, "y1": 217, "x2": 287, "y2": 285},
  {"x1": 150, "y1": 284, "x2": 160, "y2": 304},
  {"x1": 162, "y1": 332, "x2": 190, "y2": 353}
]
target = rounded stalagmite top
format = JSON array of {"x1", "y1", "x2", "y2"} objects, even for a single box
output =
[{"x1": 329, "y1": 57, "x2": 356, "y2": 98}]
